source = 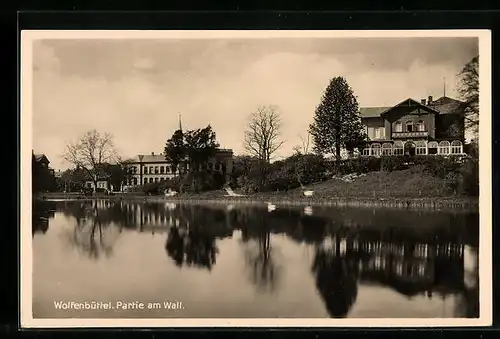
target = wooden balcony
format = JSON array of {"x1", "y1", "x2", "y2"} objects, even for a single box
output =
[{"x1": 392, "y1": 131, "x2": 428, "y2": 138}]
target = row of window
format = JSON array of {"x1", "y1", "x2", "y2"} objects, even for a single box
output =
[
  {"x1": 124, "y1": 177, "x2": 173, "y2": 186},
  {"x1": 394, "y1": 120, "x2": 426, "y2": 133},
  {"x1": 366, "y1": 127, "x2": 386, "y2": 140},
  {"x1": 125, "y1": 163, "x2": 223, "y2": 175},
  {"x1": 367, "y1": 120, "x2": 426, "y2": 140},
  {"x1": 362, "y1": 140, "x2": 463, "y2": 156}
]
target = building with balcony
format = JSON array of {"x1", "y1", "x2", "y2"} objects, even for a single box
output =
[{"x1": 360, "y1": 95, "x2": 466, "y2": 156}]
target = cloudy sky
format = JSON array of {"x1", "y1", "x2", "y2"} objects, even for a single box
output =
[{"x1": 31, "y1": 36, "x2": 478, "y2": 170}]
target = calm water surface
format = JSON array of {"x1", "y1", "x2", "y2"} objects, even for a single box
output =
[{"x1": 32, "y1": 199, "x2": 479, "y2": 318}]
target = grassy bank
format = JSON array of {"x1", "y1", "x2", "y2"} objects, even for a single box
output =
[{"x1": 36, "y1": 168, "x2": 478, "y2": 212}]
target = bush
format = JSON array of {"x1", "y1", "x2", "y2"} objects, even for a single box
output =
[
  {"x1": 335, "y1": 157, "x2": 381, "y2": 175},
  {"x1": 380, "y1": 156, "x2": 408, "y2": 172},
  {"x1": 458, "y1": 157, "x2": 479, "y2": 196},
  {"x1": 142, "y1": 182, "x2": 161, "y2": 195}
]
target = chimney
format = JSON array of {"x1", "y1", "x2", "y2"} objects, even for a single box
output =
[
  {"x1": 421, "y1": 99, "x2": 426, "y2": 105},
  {"x1": 427, "y1": 96, "x2": 433, "y2": 105},
  {"x1": 151, "y1": 152, "x2": 154, "y2": 156}
]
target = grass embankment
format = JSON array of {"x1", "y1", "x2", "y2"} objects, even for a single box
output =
[
  {"x1": 165, "y1": 168, "x2": 477, "y2": 211},
  {"x1": 36, "y1": 168, "x2": 478, "y2": 211}
]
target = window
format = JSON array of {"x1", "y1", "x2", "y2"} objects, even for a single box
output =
[
  {"x1": 149, "y1": 178, "x2": 154, "y2": 183},
  {"x1": 416, "y1": 120, "x2": 425, "y2": 132},
  {"x1": 382, "y1": 143, "x2": 393, "y2": 156},
  {"x1": 371, "y1": 143, "x2": 381, "y2": 157},
  {"x1": 374, "y1": 128, "x2": 380, "y2": 139},
  {"x1": 416, "y1": 140, "x2": 427, "y2": 155},
  {"x1": 427, "y1": 141, "x2": 438, "y2": 155},
  {"x1": 370, "y1": 127, "x2": 378, "y2": 140},
  {"x1": 362, "y1": 148, "x2": 370, "y2": 156},
  {"x1": 166, "y1": 166, "x2": 171, "y2": 173},
  {"x1": 379, "y1": 127, "x2": 385, "y2": 139},
  {"x1": 144, "y1": 167, "x2": 148, "y2": 174},
  {"x1": 394, "y1": 121, "x2": 403, "y2": 133},
  {"x1": 451, "y1": 140, "x2": 463, "y2": 154},
  {"x1": 160, "y1": 166, "x2": 164, "y2": 174},
  {"x1": 144, "y1": 178, "x2": 148, "y2": 185},
  {"x1": 155, "y1": 178, "x2": 159, "y2": 183},
  {"x1": 154, "y1": 166, "x2": 158, "y2": 174},
  {"x1": 149, "y1": 166, "x2": 153, "y2": 174},
  {"x1": 160, "y1": 178, "x2": 165, "y2": 181},
  {"x1": 133, "y1": 167, "x2": 137, "y2": 174},
  {"x1": 393, "y1": 141, "x2": 404, "y2": 155},
  {"x1": 439, "y1": 141, "x2": 450, "y2": 155},
  {"x1": 406, "y1": 121, "x2": 414, "y2": 132},
  {"x1": 133, "y1": 178, "x2": 138, "y2": 185}
]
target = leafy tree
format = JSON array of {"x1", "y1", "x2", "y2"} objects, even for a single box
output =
[
  {"x1": 57, "y1": 167, "x2": 87, "y2": 192},
  {"x1": 309, "y1": 77, "x2": 367, "y2": 168},
  {"x1": 184, "y1": 125, "x2": 220, "y2": 191},
  {"x1": 458, "y1": 55, "x2": 479, "y2": 137},
  {"x1": 102, "y1": 163, "x2": 126, "y2": 191},
  {"x1": 164, "y1": 129, "x2": 186, "y2": 177}
]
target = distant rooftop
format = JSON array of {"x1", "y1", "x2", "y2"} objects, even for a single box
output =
[{"x1": 127, "y1": 148, "x2": 233, "y2": 164}]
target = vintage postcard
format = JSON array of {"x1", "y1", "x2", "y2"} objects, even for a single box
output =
[{"x1": 20, "y1": 30, "x2": 492, "y2": 328}]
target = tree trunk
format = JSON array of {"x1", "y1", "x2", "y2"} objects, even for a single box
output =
[{"x1": 335, "y1": 139, "x2": 341, "y2": 171}]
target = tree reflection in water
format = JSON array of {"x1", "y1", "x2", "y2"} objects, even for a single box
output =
[
  {"x1": 311, "y1": 237, "x2": 359, "y2": 318},
  {"x1": 165, "y1": 206, "x2": 221, "y2": 271},
  {"x1": 45, "y1": 200, "x2": 479, "y2": 318},
  {"x1": 62, "y1": 200, "x2": 119, "y2": 260},
  {"x1": 237, "y1": 210, "x2": 283, "y2": 294}
]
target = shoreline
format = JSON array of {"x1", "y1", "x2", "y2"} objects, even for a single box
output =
[{"x1": 35, "y1": 193, "x2": 479, "y2": 212}]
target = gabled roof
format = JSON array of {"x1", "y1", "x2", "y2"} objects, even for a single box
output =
[
  {"x1": 359, "y1": 107, "x2": 391, "y2": 118},
  {"x1": 360, "y1": 97, "x2": 444, "y2": 119},
  {"x1": 34, "y1": 154, "x2": 49, "y2": 163},
  {"x1": 428, "y1": 96, "x2": 465, "y2": 115},
  {"x1": 379, "y1": 98, "x2": 441, "y2": 116}
]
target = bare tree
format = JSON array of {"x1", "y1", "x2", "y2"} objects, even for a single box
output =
[
  {"x1": 293, "y1": 131, "x2": 311, "y2": 155},
  {"x1": 63, "y1": 129, "x2": 120, "y2": 194},
  {"x1": 243, "y1": 105, "x2": 285, "y2": 163}
]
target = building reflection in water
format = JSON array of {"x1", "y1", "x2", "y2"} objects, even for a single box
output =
[
  {"x1": 32, "y1": 200, "x2": 56, "y2": 236},
  {"x1": 35, "y1": 200, "x2": 479, "y2": 318}
]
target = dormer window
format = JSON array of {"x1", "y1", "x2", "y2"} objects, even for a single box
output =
[{"x1": 406, "y1": 121, "x2": 414, "y2": 132}]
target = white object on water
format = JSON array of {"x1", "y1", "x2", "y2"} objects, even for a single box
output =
[
  {"x1": 165, "y1": 202, "x2": 177, "y2": 210},
  {"x1": 227, "y1": 204, "x2": 235, "y2": 211},
  {"x1": 304, "y1": 206, "x2": 313, "y2": 215},
  {"x1": 267, "y1": 202, "x2": 276, "y2": 212}
]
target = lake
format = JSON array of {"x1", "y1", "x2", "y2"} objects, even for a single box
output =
[{"x1": 32, "y1": 199, "x2": 479, "y2": 319}]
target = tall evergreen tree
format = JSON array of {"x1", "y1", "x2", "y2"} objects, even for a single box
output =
[{"x1": 309, "y1": 77, "x2": 366, "y2": 166}]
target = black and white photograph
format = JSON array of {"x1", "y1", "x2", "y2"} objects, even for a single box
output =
[{"x1": 21, "y1": 30, "x2": 492, "y2": 327}]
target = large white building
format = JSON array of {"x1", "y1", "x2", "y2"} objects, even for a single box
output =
[{"x1": 122, "y1": 149, "x2": 234, "y2": 188}]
